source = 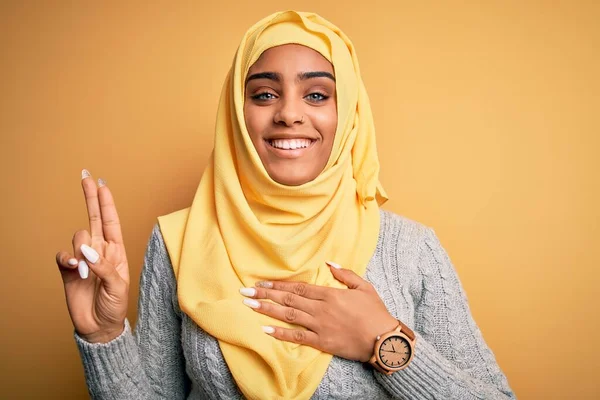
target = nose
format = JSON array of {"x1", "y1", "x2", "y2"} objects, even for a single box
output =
[{"x1": 274, "y1": 96, "x2": 304, "y2": 126}]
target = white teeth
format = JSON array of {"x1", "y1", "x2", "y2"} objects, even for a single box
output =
[{"x1": 270, "y1": 139, "x2": 312, "y2": 150}]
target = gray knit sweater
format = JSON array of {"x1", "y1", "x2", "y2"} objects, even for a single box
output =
[{"x1": 75, "y1": 210, "x2": 516, "y2": 399}]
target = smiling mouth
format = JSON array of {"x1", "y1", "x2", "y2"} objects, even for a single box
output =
[
  {"x1": 266, "y1": 138, "x2": 315, "y2": 150},
  {"x1": 264, "y1": 138, "x2": 317, "y2": 158}
]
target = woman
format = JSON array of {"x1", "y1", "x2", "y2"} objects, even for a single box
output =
[{"x1": 56, "y1": 11, "x2": 516, "y2": 400}]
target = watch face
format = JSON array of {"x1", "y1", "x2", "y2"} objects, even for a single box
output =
[{"x1": 378, "y1": 335, "x2": 412, "y2": 369}]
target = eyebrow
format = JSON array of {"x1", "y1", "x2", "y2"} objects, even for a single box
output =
[
  {"x1": 298, "y1": 71, "x2": 336, "y2": 82},
  {"x1": 245, "y1": 71, "x2": 336, "y2": 84}
]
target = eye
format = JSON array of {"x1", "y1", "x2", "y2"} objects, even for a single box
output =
[
  {"x1": 251, "y1": 92, "x2": 277, "y2": 101},
  {"x1": 304, "y1": 92, "x2": 329, "y2": 103}
]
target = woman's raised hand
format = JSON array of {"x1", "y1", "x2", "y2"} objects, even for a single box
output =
[{"x1": 55, "y1": 169, "x2": 130, "y2": 343}]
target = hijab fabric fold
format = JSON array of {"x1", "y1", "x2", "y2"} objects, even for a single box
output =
[{"x1": 158, "y1": 10, "x2": 387, "y2": 400}]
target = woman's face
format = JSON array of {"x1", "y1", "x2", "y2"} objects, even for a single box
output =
[{"x1": 244, "y1": 44, "x2": 337, "y2": 186}]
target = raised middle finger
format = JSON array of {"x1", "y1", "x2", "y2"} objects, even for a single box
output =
[
  {"x1": 81, "y1": 169, "x2": 103, "y2": 244},
  {"x1": 97, "y1": 181, "x2": 124, "y2": 245}
]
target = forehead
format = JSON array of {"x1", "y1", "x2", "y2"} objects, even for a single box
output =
[{"x1": 248, "y1": 44, "x2": 334, "y2": 75}]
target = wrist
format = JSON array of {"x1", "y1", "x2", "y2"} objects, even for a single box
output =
[
  {"x1": 360, "y1": 314, "x2": 399, "y2": 362},
  {"x1": 78, "y1": 323, "x2": 125, "y2": 344},
  {"x1": 368, "y1": 318, "x2": 417, "y2": 374}
]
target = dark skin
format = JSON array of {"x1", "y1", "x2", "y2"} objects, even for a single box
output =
[
  {"x1": 55, "y1": 172, "x2": 129, "y2": 344},
  {"x1": 241, "y1": 263, "x2": 399, "y2": 362},
  {"x1": 242, "y1": 44, "x2": 398, "y2": 362},
  {"x1": 54, "y1": 45, "x2": 399, "y2": 357},
  {"x1": 244, "y1": 44, "x2": 337, "y2": 186}
]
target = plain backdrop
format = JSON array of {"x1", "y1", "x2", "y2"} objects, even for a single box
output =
[{"x1": 1, "y1": 1, "x2": 598, "y2": 399}]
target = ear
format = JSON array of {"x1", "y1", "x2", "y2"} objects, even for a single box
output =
[{"x1": 326, "y1": 261, "x2": 365, "y2": 290}]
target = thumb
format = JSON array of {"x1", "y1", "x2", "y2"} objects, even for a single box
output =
[
  {"x1": 326, "y1": 261, "x2": 365, "y2": 289},
  {"x1": 80, "y1": 244, "x2": 122, "y2": 287}
]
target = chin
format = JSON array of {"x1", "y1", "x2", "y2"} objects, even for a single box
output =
[{"x1": 267, "y1": 166, "x2": 318, "y2": 186}]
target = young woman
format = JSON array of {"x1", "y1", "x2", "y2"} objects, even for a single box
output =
[{"x1": 56, "y1": 11, "x2": 516, "y2": 399}]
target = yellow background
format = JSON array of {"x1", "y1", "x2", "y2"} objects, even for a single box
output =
[{"x1": 1, "y1": 1, "x2": 598, "y2": 399}]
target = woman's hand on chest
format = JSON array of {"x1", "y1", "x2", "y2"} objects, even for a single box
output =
[{"x1": 240, "y1": 262, "x2": 399, "y2": 362}]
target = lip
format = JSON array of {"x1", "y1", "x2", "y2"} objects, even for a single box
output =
[
  {"x1": 263, "y1": 138, "x2": 317, "y2": 159},
  {"x1": 264, "y1": 133, "x2": 318, "y2": 141}
]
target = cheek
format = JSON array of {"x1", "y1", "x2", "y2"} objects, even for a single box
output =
[
  {"x1": 313, "y1": 106, "x2": 338, "y2": 144},
  {"x1": 243, "y1": 105, "x2": 267, "y2": 143}
]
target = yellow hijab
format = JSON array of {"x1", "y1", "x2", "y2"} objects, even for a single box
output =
[{"x1": 157, "y1": 10, "x2": 387, "y2": 400}]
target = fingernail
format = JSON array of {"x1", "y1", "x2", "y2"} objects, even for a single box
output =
[
  {"x1": 239, "y1": 287, "x2": 256, "y2": 297},
  {"x1": 80, "y1": 244, "x2": 99, "y2": 264},
  {"x1": 81, "y1": 169, "x2": 91, "y2": 180},
  {"x1": 262, "y1": 326, "x2": 275, "y2": 334},
  {"x1": 256, "y1": 281, "x2": 273, "y2": 288},
  {"x1": 78, "y1": 260, "x2": 89, "y2": 279},
  {"x1": 98, "y1": 178, "x2": 106, "y2": 187},
  {"x1": 326, "y1": 261, "x2": 342, "y2": 269},
  {"x1": 243, "y1": 298, "x2": 261, "y2": 309},
  {"x1": 68, "y1": 258, "x2": 78, "y2": 266}
]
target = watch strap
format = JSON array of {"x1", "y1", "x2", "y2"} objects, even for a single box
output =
[
  {"x1": 397, "y1": 319, "x2": 415, "y2": 341},
  {"x1": 371, "y1": 358, "x2": 394, "y2": 375}
]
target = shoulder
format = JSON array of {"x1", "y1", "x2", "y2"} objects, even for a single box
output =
[
  {"x1": 141, "y1": 222, "x2": 182, "y2": 310},
  {"x1": 374, "y1": 209, "x2": 435, "y2": 280},
  {"x1": 378, "y1": 208, "x2": 435, "y2": 252},
  {"x1": 377, "y1": 209, "x2": 457, "y2": 283},
  {"x1": 147, "y1": 222, "x2": 168, "y2": 259},
  {"x1": 376, "y1": 209, "x2": 452, "y2": 275},
  {"x1": 143, "y1": 222, "x2": 176, "y2": 283},
  {"x1": 366, "y1": 209, "x2": 436, "y2": 307}
]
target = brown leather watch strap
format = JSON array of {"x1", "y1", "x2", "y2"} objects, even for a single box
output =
[
  {"x1": 397, "y1": 319, "x2": 415, "y2": 341},
  {"x1": 371, "y1": 359, "x2": 392, "y2": 375}
]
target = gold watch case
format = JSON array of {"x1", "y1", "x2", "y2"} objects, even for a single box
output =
[{"x1": 369, "y1": 320, "x2": 416, "y2": 375}]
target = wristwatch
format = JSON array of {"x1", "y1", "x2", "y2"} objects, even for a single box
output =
[{"x1": 369, "y1": 320, "x2": 416, "y2": 375}]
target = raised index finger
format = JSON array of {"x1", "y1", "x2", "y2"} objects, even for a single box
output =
[{"x1": 81, "y1": 169, "x2": 104, "y2": 243}]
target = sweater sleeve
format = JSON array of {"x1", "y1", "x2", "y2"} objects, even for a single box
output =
[
  {"x1": 75, "y1": 223, "x2": 190, "y2": 399},
  {"x1": 374, "y1": 227, "x2": 517, "y2": 399}
]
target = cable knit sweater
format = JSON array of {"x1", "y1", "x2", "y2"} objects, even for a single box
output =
[{"x1": 75, "y1": 210, "x2": 516, "y2": 399}]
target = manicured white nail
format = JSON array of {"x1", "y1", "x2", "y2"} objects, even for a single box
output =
[
  {"x1": 80, "y1": 244, "x2": 99, "y2": 264},
  {"x1": 81, "y1": 169, "x2": 91, "y2": 180},
  {"x1": 326, "y1": 261, "x2": 342, "y2": 269},
  {"x1": 78, "y1": 260, "x2": 89, "y2": 279},
  {"x1": 98, "y1": 178, "x2": 106, "y2": 187},
  {"x1": 262, "y1": 326, "x2": 275, "y2": 334},
  {"x1": 239, "y1": 287, "x2": 256, "y2": 297},
  {"x1": 243, "y1": 299, "x2": 261, "y2": 309},
  {"x1": 68, "y1": 258, "x2": 78, "y2": 266},
  {"x1": 256, "y1": 281, "x2": 273, "y2": 288}
]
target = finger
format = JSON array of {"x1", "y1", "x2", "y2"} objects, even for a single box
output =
[
  {"x1": 79, "y1": 243, "x2": 124, "y2": 287},
  {"x1": 72, "y1": 230, "x2": 112, "y2": 282},
  {"x1": 262, "y1": 326, "x2": 320, "y2": 348},
  {"x1": 81, "y1": 169, "x2": 104, "y2": 245},
  {"x1": 55, "y1": 251, "x2": 79, "y2": 271},
  {"x1": 72, "y1": 229, "x2": 93, "y2": 279},
  {"x1": 97, "y1": 180, "x2": 124, "y2": 244},
  {"x1": 326, "y1": 261, "x2": 366, "y2": 290},
  {"x1": 243, "y1": 298, "x2": 317, "y2": 330},
  {"x1": 245, "y1": 287, "x2": 318, "y2": 315},
  {"x1": 72, "y1": 229, "x2": 92, "y2": 258},
  {"x1": 255, "y1": 280, "x2": 327, "y2": 300},
  {"x1": 56, "y1": 248, "x2": 90, "y2": 283}
]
